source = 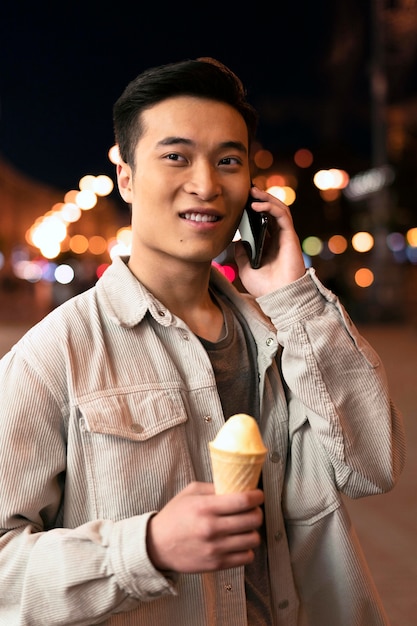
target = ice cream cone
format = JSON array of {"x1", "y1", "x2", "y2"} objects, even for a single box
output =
[
  {"x1": 208, "y1": 444, "x2": 267, "y2": 494},
  {"x1": 208, "y1": 413, "x2": 267, "y2": 494}
]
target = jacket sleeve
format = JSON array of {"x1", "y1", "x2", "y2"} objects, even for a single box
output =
[
  {"x1": 257, "y1": 268, "x2": 406, "y2": 498},
  {"x1": 0, "y1": 346, "x2": 177, "y2": 626}
]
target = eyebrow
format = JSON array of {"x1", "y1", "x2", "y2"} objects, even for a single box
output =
[{"x1": 156, "y1": 137, "x2": 248, "y2": 154}]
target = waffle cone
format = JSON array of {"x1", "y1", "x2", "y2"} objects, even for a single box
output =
[{"x1": 209, "y1": 443, "x2": 267, "y2": 494}]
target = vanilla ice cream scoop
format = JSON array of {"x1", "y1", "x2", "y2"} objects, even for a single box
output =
[
  {"x1": 209, "y1": 413, "x2": 267, "y2": 494},
  {"x1": 211, "y1": 413, "x2": 267, "y2": 454}
]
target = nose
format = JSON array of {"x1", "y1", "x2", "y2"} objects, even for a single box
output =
[{"x1": 183, "y1": 162, "x2": 221, "y2": 201}]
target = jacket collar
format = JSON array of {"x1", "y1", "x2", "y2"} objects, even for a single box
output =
[{"x1": 97, "y1": 256, "x2": 276, "y2": 347}]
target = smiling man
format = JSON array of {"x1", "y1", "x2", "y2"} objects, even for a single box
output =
[
  {"x1": 0, "y1": 58, "x2": 405, "y2": 626},
  {"x1": 117, "y1": 95, "x2": 254, "y2": 341}
]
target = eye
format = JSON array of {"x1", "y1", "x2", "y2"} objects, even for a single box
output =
[
  {"x1": 164, "y1": 153, "x2": 187, "y2": 162},
  {"x1": 219, "y1": 156, "x2": 241, "y2": 166}
]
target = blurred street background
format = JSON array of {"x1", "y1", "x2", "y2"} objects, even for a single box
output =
[{"x1": 1, "y1": 1, "x2": 416, "y2": 624}]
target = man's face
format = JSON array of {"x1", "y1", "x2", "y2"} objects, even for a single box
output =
[{"x1": 117, "y1": 96, "x2": 251, "y2": 269}]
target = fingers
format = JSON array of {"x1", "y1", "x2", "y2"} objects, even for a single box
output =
[
  {"x1": 146, "y1": 483, "x2": 265, "y2": 574},
  {"x1": 201, "y1": 529, "x2": 262, "y2": 571},
  {"x1": 249, "y1": 186, "x2": 293, "y2": 228},
  {"x1": 183, "y1": 482, "x2": 264, "y2": 515}
]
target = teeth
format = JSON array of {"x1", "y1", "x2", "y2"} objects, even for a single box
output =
[{"x1": 183, "y1": 212, "x2": 218, "y2": 223}]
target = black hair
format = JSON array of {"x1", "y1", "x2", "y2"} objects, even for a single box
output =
[{"x1": 113, "y1": 57, "x2": 258, "y2": 166}]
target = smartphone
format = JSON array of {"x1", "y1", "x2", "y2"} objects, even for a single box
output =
[{"x1": 238, "y1": 193, "x2": 269, "y2": 269}]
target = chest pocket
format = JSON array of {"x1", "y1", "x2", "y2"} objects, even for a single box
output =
[{"x1": 76, "y1": 389, "x2": 193, "y2": 520}]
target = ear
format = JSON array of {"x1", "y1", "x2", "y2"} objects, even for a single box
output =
[{"x1": 117, "y1": 161, "x2": 133, "y2": 203}]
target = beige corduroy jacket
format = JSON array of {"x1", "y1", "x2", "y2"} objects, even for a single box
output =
[{"x1": 0, "y1": 256, "x2": 405, "y2": 625}]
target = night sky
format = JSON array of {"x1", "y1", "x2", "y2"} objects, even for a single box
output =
[{"x1": 0, "y1": 1, "x2": 371, "y2": 193}]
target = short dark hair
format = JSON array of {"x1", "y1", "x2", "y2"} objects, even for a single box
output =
[{"x1": 113, "y1": 57, "x2": 258, "y2": 167}]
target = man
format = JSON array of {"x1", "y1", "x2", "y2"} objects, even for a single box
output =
[{"x1": 0, "y1": 57, "x2": 405, "y2": 625}]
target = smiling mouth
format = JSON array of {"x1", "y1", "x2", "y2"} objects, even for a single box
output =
[{"x1": 181, "y1": 212, "x2": 220, "y2": 223}]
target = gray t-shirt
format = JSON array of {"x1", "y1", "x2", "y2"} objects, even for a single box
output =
[{"x1": 198, "y1": 290, "x2": 273, "y2": 626}]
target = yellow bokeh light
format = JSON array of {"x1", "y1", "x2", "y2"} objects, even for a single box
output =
[
  {"x1": 108, "y1": 145, "x2": 120, "y2": 164},
  {"x1": 352, "y1": 231, "x2": 374, "y2": 253},
  {"x1": 116, "y1": 227, "x2": 133, "y2": 247},
  {"x1": 79, "y1": 175, "x2": 96, "y2": 191},
  {"x1": 267, "y1": 185, "x2": 296, "y2": 206},
  {"x1": 355, "y1": 268, "x2": 374, "y2": 288},
  {"x1": 93, "y1": 175, "x2": 114, "y2": 196},
  {"x1": 406, "y1": 227, "x2": 417, "y2": 247},
  {"x1": 313, "y1": 170, "x2": 334, "y2": 190},
  {"x1": 329, "y1": 169, "x2": 349, "y2": 189},
  {"x1": 31, "y1": 215, "x2": 67, "y2": 250},
  {"x1": 313, "y1": 168, "x2": 350, "y2": 190},
  {"x1": 75, "y1": 189, "x2": 97, "y2": 210},
  {"x1": 60, "y1": 203, "x2": 82, "y2": 223},
  {"x1": 39, "y1": 240, "x2": 62, "y2": 259}
]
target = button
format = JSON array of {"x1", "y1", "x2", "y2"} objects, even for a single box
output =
[
  {"x1": 203, "y1": 415, "x2": 212, "y2": 423},
  {"x1": 224, "y1": 584, "x2": 232, "y2": 592},
  {"x1": 269, "y1": 451, "x2": 280, "y2": 463},
  {"x1": 157, "y1": 310, "x2": 165, "y2": 317},
  {"x1": 274, "y1": 530, "x2": 283, "y2": 542},
  {"x1": 266, "y1": 337, "x2": 274, "y2": 346},
  {"x1": 278, "y1": 599, "x2": 289, "y2": 610},
  {"x1": 130, "y1": 423, "x2": 144, "y2": 433},
  {"x1": 182, "y1": 333, "x2": 190, "y2": 341}
]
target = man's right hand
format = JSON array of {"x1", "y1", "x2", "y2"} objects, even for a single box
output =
[{"x1": 146, "y1": 481, "x2": 264, "y2": 573}]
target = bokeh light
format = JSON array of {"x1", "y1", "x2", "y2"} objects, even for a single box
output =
[
  {"x1": 267, "y1": 185, "x2": 296, "y2": 206},
  {"x1": 79, "y1": 175, "x2": 96, "y2": 191},
  {"x1": 70, "y1": 235, "x2": 89, "y2": 254},
  {"x1": 352, "y1": 231, "x2": 374, "y2": 253},
  {"x1": 212, "y1": 261, "x2": 236, "y2": 282},
  {"x1": 294, "y1": 148, "x2": 313, "y2": 168},
  {"x1": 116, "y1": 227, "x2": 133, "y2": 249},
  {"x1": 313, "y1": 168, "x2": 349, "y2": 190},
  {"x1": 406, "y1": 247, "x2": 417, "y2": 264},
  {"x1": 40, "y1": 240, "x2": 61, "y2": 260},
  {"x1": 55, "y1": 264, "x2": 75, "y2": 284},
  {"x1": 406, "y1": 227, "x2": 417, "y2": 247},
  {"x1": 108, "y1": 145, "x2": 120, "y2": 164},
  {"x1": 328, "y1": 235, "x2": 348, "y2": 254},
  {"x1": 93, "y1": 175, "x2": 114, "y2": 196},
  {"x1": 88, "y1": 236, "x2": 108, "y2": 255},
  {"x1": 302, "y1": 236, "x2": 323, "y2": 256},
  {"x1": 355, "y1": 268, "x2": 374, "y2": 287},
  {"x1": 64, "y1": 190, "x2": 79, "y2": 204},
  {"x1": 386, "y1": 232, "x2": 406, "y2": 252},
  {"x1": 75, "y1": 190, "x2": 97, "y2": 210},
  {"x1": 97, "y1": 263, "x2": 110, "y2": 278},
  {"x1": 60, "y1": 203, "x2": 82, "y2": 223},
  {"x1": 254, "y1": 149, "x2": 274, "y2": 169}
]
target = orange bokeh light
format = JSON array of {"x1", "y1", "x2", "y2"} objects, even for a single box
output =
[{"x1": 355, "y1": 268, "x2": 374, "y2": 287}]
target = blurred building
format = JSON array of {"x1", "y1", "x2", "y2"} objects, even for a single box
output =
[{"x1": 0, "y1": 156, "x2": 126, "y2": 324}]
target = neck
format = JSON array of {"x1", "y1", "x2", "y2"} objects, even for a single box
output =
[{"x1": 128, "y1": 255, "x2": 225, "y2": 342}]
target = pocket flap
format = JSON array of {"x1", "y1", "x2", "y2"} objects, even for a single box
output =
[{"x1": 79, "y1": 389, "x2": 187, "y2": 441}]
